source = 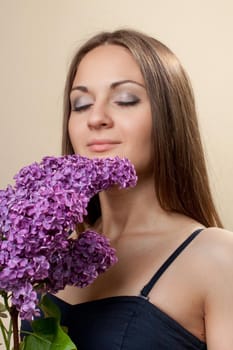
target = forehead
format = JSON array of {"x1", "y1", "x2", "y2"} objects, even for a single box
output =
[{"x1": 73, "y1": 44, "x2": 144, "y2": 86}]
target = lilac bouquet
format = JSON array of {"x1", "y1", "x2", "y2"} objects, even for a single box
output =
[{"x1": 0, "y1": 155, "x2": 137, "y2": 350}]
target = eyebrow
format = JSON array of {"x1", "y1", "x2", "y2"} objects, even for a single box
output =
[{"x1": 70, "y1": 79, "x2": 145, "y2": 93}]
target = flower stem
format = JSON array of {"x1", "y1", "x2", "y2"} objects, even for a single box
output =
[
  {"x1": 7, "y1": 317, "x2": 13, "y2": 349},
  {"x1": 9, "y1": 306, "x2": 19, "y2": 350},
  {"x1": 0, "y1": 318, "x2": 9, "y2": 349}
]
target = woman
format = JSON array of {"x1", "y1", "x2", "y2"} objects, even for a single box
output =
[{"x1": 50, "y1": 29, "x2": 233, "y2": 349}]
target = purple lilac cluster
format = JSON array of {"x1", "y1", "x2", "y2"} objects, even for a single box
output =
[{"x1": 0, "y1": 155, "x2": 137, "y2": 320}]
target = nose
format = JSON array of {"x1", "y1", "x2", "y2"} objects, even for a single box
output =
[{"x1": 87, "y1": 101, "x2": 113, "y2": 130}]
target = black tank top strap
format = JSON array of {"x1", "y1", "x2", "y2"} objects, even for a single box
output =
[{"x1": 139, "y1": 228, "x2": 204, "y2": 299}]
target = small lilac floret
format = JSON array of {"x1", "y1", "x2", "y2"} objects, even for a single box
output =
[{"x1": 0, "y1": 155, "x2": 137, "y2": 319}]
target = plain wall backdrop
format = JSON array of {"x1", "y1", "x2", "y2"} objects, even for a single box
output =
[{"x1": 0, "y1": 0, "x2": 232, "y2": 229}]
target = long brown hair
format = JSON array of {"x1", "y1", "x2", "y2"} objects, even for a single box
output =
[{"x1": 62, "y1": 29, "x2": 223, "y2": 228}]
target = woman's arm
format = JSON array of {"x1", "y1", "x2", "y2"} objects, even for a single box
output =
[{"x1": 204, "y1": 228, "x2": 233, "y2": 349}]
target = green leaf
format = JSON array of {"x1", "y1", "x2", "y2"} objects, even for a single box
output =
[
  {"x1": 39, "y1": 295, "x2": 61, "y2": 322},
  {"x1": 0, "y1": 301, "x2": 7, "y2": 312},
  {"x1": 0, "y1": 301, "x2": 8, "y2": 318},
  {"x1": 21, "y1": 317, "x2": 77, "y2": 350}
]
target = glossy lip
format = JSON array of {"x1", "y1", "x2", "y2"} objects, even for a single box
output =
[{"x1": 87, "y1": 139, "x2": 121, "y2": 152}]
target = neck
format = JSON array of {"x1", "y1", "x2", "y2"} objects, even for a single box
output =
[{"x1": 97, "y1": 176, "x2": 168, "y2": 241}]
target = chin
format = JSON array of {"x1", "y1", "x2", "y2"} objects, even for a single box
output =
[
  {"x1": 75, "y1": 149, "x2": 136, "y2": 165},
  {"x1": 79, "y1": 150, "x2": 123, "y2": 159}
]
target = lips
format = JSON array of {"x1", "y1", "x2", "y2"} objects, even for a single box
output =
[{"x1": 87, "y1": 140, "x2": 120, "y2": 152}]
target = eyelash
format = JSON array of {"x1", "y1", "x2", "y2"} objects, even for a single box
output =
[
  {"x1": 71, "y1": 99, "x2": 140, "y2": 112},
  {"x1": 116, "y1": 100, "x2": 140, "y2": 107},
  {"x1": 72, "y1": 104, "x2": 92, "y2": 112}
]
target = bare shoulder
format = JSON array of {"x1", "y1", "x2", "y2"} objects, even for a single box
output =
[
  {"x1": 184, "y1": 227, "x2": 233, "y2": 298},
  {"x1": 198, "y1": 227, "x2": 233, "y2": 264},
  {"x1": 202, "y1": 226, "x2": 233, "y2": 243},
  {"x1": 194, "y1": 227, "x2": 233, "y2": 278},
  {"x1": 195, "y1": 226, "x2": 233, "y2": 302}
]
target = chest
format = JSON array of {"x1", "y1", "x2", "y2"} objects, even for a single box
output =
[
  {"x1": 83, "y1": 234, "x2": 200, "y2": 302},
  {"x1": 58, "y1": 234, "x2": 206, "y2": 342}
]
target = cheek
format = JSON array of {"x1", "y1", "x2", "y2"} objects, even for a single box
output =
[
  {"x1": 125, "y1": 118, "x2": 153, "y2": 170},
  {"x1": 135, "y1": 113, "x2": 153, "y2": 160},
  {"x1": 131, "y1": 113, "x2": 152, "y2": 148}
]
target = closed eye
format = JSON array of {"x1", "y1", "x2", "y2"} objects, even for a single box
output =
[
  {"x1": 71, "y1": 104, "x2": 93, "y2": 112},
  {"x1": 116, "y1": 99, "x2": 140, "y2": 107}
]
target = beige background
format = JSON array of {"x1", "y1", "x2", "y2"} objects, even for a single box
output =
[
  {"x1": 0, "y1": 1, "x2": 233, "y2": 218},
  {"x1": 0, "y1": 0, "x2": 232, "y2": 346}
]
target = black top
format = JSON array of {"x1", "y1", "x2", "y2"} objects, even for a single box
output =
[{"x1": 22, "y1": 228, "x2": 207, "y2": 349}]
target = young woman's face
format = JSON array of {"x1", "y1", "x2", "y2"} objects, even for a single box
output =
[{"x1": 68, "y1": 44, "x2": 153, "y2": 176}]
